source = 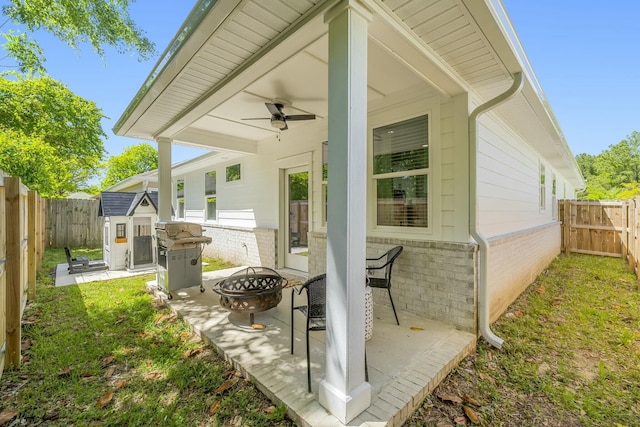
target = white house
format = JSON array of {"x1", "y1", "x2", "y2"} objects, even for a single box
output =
[
  {"x1": 98, "y1": 191, "x2": 159, "y2": 271},
  {"x1": 114, "y1": 0, "x2": 584, "y2": 422}
]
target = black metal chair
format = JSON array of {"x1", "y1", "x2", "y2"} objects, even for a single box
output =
[
  {"x1": 366, "y1": 245, "x2": 403, "y2": 325},
  {"x1": 291, "y1": 274, "x2": 367, "y2": 392}
]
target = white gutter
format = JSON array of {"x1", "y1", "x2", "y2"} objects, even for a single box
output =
[{"x1": 469, "y1": 72, "x2": 524, "y2": 349}]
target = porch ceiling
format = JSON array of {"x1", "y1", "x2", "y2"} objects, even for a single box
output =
[{"x1": 114, "y1": 0, "x2": 581, "y2": 184}]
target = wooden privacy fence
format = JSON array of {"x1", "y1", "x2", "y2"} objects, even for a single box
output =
[
  {"x1": 560, "y1": 199, "x2": 640, "y2": 288},
  {"x1": 46, "y1": 198, "x2": 103, "y2": 248},
  {"x1": 0, "y1": 172, "x2": 46, "y2": 375}
]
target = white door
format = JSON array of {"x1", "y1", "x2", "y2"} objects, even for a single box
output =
[{"x1": 284, "y1": 166, "x2": 309, "y2": 272}]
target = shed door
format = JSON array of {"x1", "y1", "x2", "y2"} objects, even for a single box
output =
[{"x1": 133, "y1": 218, "x2": 153, "y2": 266}]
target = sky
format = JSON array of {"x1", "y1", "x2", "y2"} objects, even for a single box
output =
[{"x1": 25, "y1": 0, "x2": 640, "y2": 165}]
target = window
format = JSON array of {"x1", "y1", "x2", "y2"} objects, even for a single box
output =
[
  {"x1": 116, "y1": 223, "x2": 126, "y2": 239},
  {"x1": 321, "y1": 141, "x2": 328, "y2": 226},
  {"x1": 176, "y1": 179, "x2": 185, "y2": 219},
  {"x1": 373, "y1": 115, "x2": 429, "y2": 228},
  {"x1": 539, "y1": 163, "x2": 546, "y2": 210},
  {"x1": 226, "y1": 163, "x2": 241, "y2": 182},
  {"x1": 552, "y1": 173, "x2": 558, "y2": 220},
  {"x1": 205, "y1": 171, "x2": 217, "y2": 221}
]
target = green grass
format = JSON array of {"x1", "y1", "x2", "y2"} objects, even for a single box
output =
[
  {"x1": 1, "y1": 248, "x2": 291, "y2": 426},
  {"x1": 409, "y1": 253, "x2": 640, "y2": 427}
]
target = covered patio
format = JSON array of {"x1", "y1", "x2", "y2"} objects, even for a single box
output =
[{"x1": 157, "y1": 270, "x2": 475, "y2": 427}]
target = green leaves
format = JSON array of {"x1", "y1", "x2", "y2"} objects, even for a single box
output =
[
  {"x1": 1, "y1": 0, "x2": 156, "y2": 75},
  {"x1": 0, "y1": 75, "x2": 106, "y2": 197},
  {"x1": 101, "y1": 143, "x2": 157, "y2": 189}
]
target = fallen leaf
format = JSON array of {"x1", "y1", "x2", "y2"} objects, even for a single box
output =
[
  {"x1": 58, "y1": 367, "x2": 73, "y2": 377},
  {"x1": 479, "y1": 372, "x2": 495, "y2": 385},
  {"x1": 144, "y1": 371, "x2": 162, "y2": 380},
  {"x1": 208, "y1": 400, "x2": 221, "y2": 416},
  {"x1": 155, "y1": 314, "x2": 170, "y2": 324},
  {"x1": 535, "y1": 287, "x2": 545, "y2": 294},
  {"x1": 251, "y1": 323, "x2": 266, "y2": 330},
  {"x1": 182, "y1": 348, "x2": 202, "y2": 359},
  {"x1": 215, "y1": 378, "x2": 238, "y2": 395},
  {"x1": 21, "y1": 355, "x2": 31, "y2": 364},
  {"x1": 96, "y1": 391, "x2": 113, "y2": 408},
  {"x1": 437, "y1": 421, "x2": 455, "y2": 427},
  {"x1": 264, "y1": 405, "x2": 275, "y2": 414},
  {"x1": 21, "y1": 340, "x2": 31, "y2": 351},
  {"x1": 0, "y1": 409, "x2": 18, "y2": 425},
  {"x1": 103, "y1": 366, "x2": 116, "y2": 378},
  {"x1": 463, "y1": 405, "x2": 481, "y2": 424},
  {"x1": 453, "y1": 416, "x2": 466, "y2": 425},
  {"x1": 611, "y1": 304, "x2": 621, "y2": 310},
  {"x1": 410, "y1": 326, "x2": 424, "y2": 331},
  {"x1": 115, "y1": 315, "x2": 127, "y2": 324},
  {"x1": 115, "y1": 379, "x2": 126, "y2": 389},
  {"x1": 146, "y1": 359, "x2": 153, "y2": 367},
  {"x1": 462, "y1": 393, "x2": 481, "y2": 406},
  {"x1": 102, "y1": 355, "x2": 115, "y2": 367},
  {"x1": 180, "y1": 332, "x2": 191, "y2": 340},
  {"x1": 437, "y1": 393, "x2": 463, "y2": 404}
]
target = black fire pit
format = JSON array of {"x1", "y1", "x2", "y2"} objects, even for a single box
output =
[{"x1": 212, "y1": 267, "x2": 287, "y2": 327}]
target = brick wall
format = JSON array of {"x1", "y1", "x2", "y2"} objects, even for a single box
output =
[
  {"x1": 309, "y1": 232, "x2": 478, "y2": 332},
  {"x1": 487, "y1": 222, "x2": 560, "y2": 321},
  {"x1": 202, "y1": 225, "x2": 277, "y2": 268}
]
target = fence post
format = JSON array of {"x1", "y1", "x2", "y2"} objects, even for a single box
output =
[
  {"x1": 5, "y1": 177, "x2": 22, "y2": 368},
  {"x1": 28, "y1": 191, "x2": 36, "y2": 301},
  {"x1": 562, "y1": 200, "x2": 570, "y2": 254}
]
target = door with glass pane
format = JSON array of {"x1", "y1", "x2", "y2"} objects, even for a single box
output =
[{"x1": 284, "y1": 167, "x2": 309, "y2": 272}]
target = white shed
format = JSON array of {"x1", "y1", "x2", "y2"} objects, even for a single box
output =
[{"x1": 98, "y1": 191, "x2": 159, "y2": 271}]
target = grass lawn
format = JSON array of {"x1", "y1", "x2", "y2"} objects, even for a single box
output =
[
  {"x1": 407, "y1": 254, "x2": 640, "y2": 427},
  {"x1": 0, "y1": 248, "x2": 292, "y2": 426},
  {"x1": 3, "y1": 250, "x2": 640, "y2": 426}
]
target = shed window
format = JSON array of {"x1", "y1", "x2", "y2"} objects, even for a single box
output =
[
  {"x1": 116, "y1": 223, "x2": 126, "y2": 239},
  {"x1": 226, "y1": 164, "x2": 241, "y2": 182},
  {"x1": 205, "y1": 171, "x2": 217, "y2": 221},
  {"x1": 372, "y1": 115, "x2": 429, "y2": 228}
]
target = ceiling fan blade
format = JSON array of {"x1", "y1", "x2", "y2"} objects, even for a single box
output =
[
  {"x1": 241, "y1": 117, "x2": 270, "y2": 120},
  {"x1": 265, "y1": 102, "x2": 283, "y2": 116},
  {"x1": 284, "y1": 114, "x2": 316, "y2": 121}
]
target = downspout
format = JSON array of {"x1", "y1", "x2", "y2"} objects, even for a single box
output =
[{"x1": 469, "y1": 72, "x2": 524, "y2": 349}]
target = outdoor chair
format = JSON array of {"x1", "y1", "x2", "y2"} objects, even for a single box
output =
[
  {"x1": 366, "y1": 245, "x2": 404, "y2": 325},
  {"x1": 64, "y1": 247, "x2": 108, "y2": 274},
  {"x1": 64, "y1": 247, "x2": 89, "y2": 270},
  {"x1": 291, "y1": 274, "x2": 367, "y2": 392}
]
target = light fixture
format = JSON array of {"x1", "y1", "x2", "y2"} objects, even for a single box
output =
[{"x1": 271, "y1": 119, "x2": 287, "y2": 129}]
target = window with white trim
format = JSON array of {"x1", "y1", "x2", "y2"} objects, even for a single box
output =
[
  {"x1": 551, "y1": 173, "x2": 557, "y2": 219},
  {"x1": 373, "y1": 115, "x2": 429, "y2": 228},
  {"x1": 176, "y1": 179, "x2": 185, "y2": 219},
  {"x1": 539, "y1": 163, "x2": 546, "y2": 210},
  {"x1": 205, "y1": 171, "x2": 217, "y2": 221},
  {"x1": 226, "y1": 163, "x2": 241, "y2": 182}
]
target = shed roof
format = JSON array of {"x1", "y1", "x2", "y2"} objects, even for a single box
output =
[{"x1": 98, "y1": 191, "x2": 158, "y2": 217}]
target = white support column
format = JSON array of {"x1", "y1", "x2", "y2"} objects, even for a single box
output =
[
  {"x1": 156, "y1": 137, "x2": 173, "y2": 221},
  {"x1": 320, "y1": 1, "x2": 372, "y2": 424}
]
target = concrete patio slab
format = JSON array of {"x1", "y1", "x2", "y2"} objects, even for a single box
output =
[
  {"x1": 54, "y1": 263, "x2": 158, "y2": 286},
  {"x1": 155, "y1": 272, "x2": 476, "y2": 427}
]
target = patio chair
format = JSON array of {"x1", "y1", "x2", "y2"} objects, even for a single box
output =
[
  {"x1": 291, "y1": 274, "x2": 367, "y2": 393},
  {"x1": 366, "y1": 245, "x2": 403, "y2": 325},
  {"x1": 64, "y1": 247, "x2": 89, "y2": 271},
  {"x1": 64, "y1": 247, "x2": 108, "y2": 274}
]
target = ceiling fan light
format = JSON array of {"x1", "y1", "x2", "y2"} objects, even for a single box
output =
[{"x1": 271, "y1": 119, "x2": 287, "y2": 129}]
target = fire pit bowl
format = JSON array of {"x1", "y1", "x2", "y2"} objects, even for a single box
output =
[{"x1": 212, "y1": 267, "x2": 287, "y2": 326}]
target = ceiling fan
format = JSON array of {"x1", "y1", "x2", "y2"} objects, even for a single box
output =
[{"x1": 242, "y1": 102, "x2": 316, "y2": 130}]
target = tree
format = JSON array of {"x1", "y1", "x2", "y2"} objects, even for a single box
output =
[
  {"x1": 101, "y1": 143, "x2": 157, "y2": 189},
  {"x1": 575, "y1": 131, "x2": 640, "y2": 200},
  {"x1": 1, "y1": 0, "x2": 155, "y2": 75},
  {"x1": 0, "y1": 75, "x2": 106, "y2": 197}
]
